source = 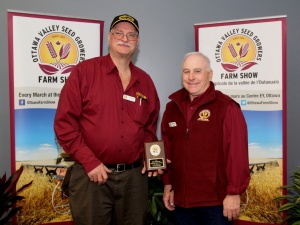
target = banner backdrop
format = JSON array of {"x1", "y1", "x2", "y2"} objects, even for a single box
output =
[
  {"x1": 195, "y1": 16, "x2": 286, "y2": 225},
  {"x1": 8, "y1": 11, "x2": 104, "y2": 224}
]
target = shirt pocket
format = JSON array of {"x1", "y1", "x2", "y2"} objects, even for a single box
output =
[{"x1": 125, "y1": 98, "x2": 150, "y2": 126}]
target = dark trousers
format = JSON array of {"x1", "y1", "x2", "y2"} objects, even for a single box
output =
[
  {"x1": 69, "y1": 163, "x2": 148, "y2": 225},
  {"x1": 174, "y1": 205, "x2": 232, "y2": 225}
]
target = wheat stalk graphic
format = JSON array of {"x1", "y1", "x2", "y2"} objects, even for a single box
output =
[
  {"x1": 221, "y1": 41, "x2": 257, "y2": 72},
  {"x1": 45, "y1": 41, "x2": 71, "y2": 70},
  {"x1": 46, "y1": 41, "x2": 58, "y2": 62},
  {"x1": 228, "y1": 42, "x2": 249, "y2": 67}
]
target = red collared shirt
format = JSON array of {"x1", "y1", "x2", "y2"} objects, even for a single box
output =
[{"x1": 54, "y1": 54, "x2": 160, "y2": 173}]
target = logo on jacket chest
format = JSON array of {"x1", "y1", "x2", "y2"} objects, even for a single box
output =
[{"x1": 197, "y1": 109, "x2": 210, "y2": 122}]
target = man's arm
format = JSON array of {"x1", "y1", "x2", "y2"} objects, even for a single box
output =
[
  {"x1": 54, "y1": 67, "x2": 101, "y2": 174},
  {"x1": 141, "y1": 86, "x2": 160, "y2": 176},
  {"x1": 223, "y1": 102, "x2": 250, "y2": 194},
  {"x1": 223, "y1": 102, "x2": 250, "y2": 219},
  {"x1": 163, "y1": 184, "x2": 175, "y2": 211}
]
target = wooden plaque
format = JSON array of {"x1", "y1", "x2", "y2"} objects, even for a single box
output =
[{"x1": 144, "y1": 141, "x2": 166, "y2": 171}]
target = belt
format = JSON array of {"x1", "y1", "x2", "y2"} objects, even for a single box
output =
[{"x1": 106, "y1": 160, "x2": 142, "y2": 172}]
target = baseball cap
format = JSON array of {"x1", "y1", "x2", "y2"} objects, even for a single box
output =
[{"x1": 110, "y1": 14, "x2": 139, "y2": 33}]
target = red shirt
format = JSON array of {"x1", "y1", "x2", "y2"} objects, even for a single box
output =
[{"x1": 54, "y1": 54, "x2": 160, "y2": 173}]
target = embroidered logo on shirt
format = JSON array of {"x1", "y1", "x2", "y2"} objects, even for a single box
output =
[
  {"x1": 198, "y1": 109, "x2": 210, "y2": 122},
  {"x1": 168, "y1": 122, "x2": 177, "y2": 127}
]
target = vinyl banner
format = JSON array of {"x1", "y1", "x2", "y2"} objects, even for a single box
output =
[
  {"x1": 195, "y1": 16, "x2": 286, "y2": 225},
  {"x1": 8, "y1": 11, "x2": 104, "y2": 224}
]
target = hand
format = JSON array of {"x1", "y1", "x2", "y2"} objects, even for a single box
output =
[
  {"x1": 163, "y1": 184, "x2": 175, "y2": 211},
  {"x1": 87, "y1": 163, "x2": 112, "y2": 185},
  {"x1": 223, "y1": 194, "x2": 241, "y2": 221},
  {"x1": 141, "y1": 161, "x2": 162, "y2": 177},
  {"x1": 141, "y1": 159, "x2": 172, "y2": 177}
]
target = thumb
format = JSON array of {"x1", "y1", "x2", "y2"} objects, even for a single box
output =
[{"x1": 103, "y1": 165, "x2": 112, "y2": 173}]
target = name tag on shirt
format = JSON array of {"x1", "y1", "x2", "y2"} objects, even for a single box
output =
[
  {"x1": 123, "y1": 94, "x2": 136, "y2": 102},
  {"x1": 169, "y1": 122, "x2": 177, "y2": 127}
]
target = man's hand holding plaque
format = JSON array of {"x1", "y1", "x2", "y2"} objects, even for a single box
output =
[{"x1": 144, "y1": 141, "x2": 166, "y2": 171}]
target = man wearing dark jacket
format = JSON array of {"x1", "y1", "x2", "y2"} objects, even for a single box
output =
[{"x1": 161, "y1": 52, "x2": 250, "y2": 225}]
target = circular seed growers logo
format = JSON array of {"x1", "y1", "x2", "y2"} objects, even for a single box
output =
[
  {"x1": 150, "y1": 144, "x2": 161, "y2": 156},
  {"x1": 215, "y1": 28, "x2": 263, "y2": 72},
  {"x1": 197, "y1": 109, "x2": 210, "y2": 121},
  {"x1": 31, "y1": 25, "x2": 86, "y2": 75}
]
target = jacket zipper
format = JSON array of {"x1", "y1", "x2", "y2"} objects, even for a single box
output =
[{"x1": 186, "y1": 128, "x2": 189, "y2": 139}]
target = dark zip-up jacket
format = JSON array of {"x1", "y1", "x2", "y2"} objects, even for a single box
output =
[{"x1": 161, "y1": 82, "x2": 250, "y2": 208}]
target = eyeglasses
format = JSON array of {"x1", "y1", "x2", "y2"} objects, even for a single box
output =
[{"x1": 110, "y1": 31, "x2": 138, "y2": 41}]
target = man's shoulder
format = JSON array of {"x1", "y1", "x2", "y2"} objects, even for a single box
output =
[
  {"x1": 215, "y1": 90, "x2": 232, "y2": 101},
  {"x1": 169, "y1": 88, "x2": 188, "y2": 101},
  {"x1": 132, "y1": 64, "x2": 150, "y2": 77},
  {"x1": 165, "y1": 88, "x2": 187, "y2": 107},
  {"x1": 215, "y1": 90, "x2": 240, "y2": 107},
  {"x1": 69, "y1": 56, "x2": 107, "y2": 79},
  {"x1": 76, "y1": 56, "x2": 102, "y2": 67}
]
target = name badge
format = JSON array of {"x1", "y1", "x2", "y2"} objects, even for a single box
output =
[
  {"x1": 169, "y1": 122, "x2": 177, "y2": 127},
  {"x1": 123, "y1": 94, "x2": 136, "y2": 102}
]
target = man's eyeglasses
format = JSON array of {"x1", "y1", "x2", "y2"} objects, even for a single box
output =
[{"x1": 110, "y1": 31, "x2": 138, "y2": 41}]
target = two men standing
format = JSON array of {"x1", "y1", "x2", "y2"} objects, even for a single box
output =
[{"x1": 54, "y1": 14, "x2": 249, "y2": 225}]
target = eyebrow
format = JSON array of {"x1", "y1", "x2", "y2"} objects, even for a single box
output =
[
  {"x1": 182, "y1": 68, "x2": 202, "y2": 71},
  {"x1": 111, "y1": 28, "x2": 138, "y2": 34}
]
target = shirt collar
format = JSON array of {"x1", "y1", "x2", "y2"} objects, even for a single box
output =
[
  {"x1": 105, "y1": 54, "x2": 139, "y2": 81},
  {"x1": 105, "y1": 54, "x2": 117, "y2": 74}
]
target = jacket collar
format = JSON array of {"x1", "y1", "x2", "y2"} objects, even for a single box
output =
[{"x1": 169, "y1": 81, "x2": 216, "y2": 107}]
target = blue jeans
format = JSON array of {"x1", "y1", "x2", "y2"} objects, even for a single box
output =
[{"x1": 174, "y1": 205, "x2": 232, "y2": 225}]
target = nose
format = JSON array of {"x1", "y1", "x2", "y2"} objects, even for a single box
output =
[
  {"x1": 188, "y1": 72, "x2": 195, "y2": 80},
  {"x1": 121, "y1": 34, "x2": 129, "y2": 41}
]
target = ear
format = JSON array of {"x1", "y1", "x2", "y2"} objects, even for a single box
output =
[
  {"x1": 209, "y1": 70, "x2": 213, "y2": 81},
  {"x1": 108, "y1": 32, "x2": 111, "y2": 42}
]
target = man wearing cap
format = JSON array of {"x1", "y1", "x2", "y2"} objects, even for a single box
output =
[{"x1": 54, "y1": 14, "x2": 160, "y2": 225}]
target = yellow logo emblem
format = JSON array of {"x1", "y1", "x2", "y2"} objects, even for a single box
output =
[
  {"x1": 198, "y1": 109, "x2": 210, "y2": 122},
  {"x1": 221, "y1": 35, "x2": 258, "y2": 72},
  {"x1": 38, "y1": 33, "x2": 78, "y2": 75}
]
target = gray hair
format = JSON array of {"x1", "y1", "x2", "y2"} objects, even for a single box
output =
[{"x1": 182, "y1": 52, "x2": 212, "y2": 72}]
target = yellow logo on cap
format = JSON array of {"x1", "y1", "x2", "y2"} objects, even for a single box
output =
[{"x1": 119, "y1": 15, "x2": 134, "y2": 23}]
